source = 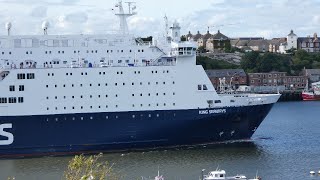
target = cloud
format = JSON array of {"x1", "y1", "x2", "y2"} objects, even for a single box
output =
[
  {"x1": 64, "y1": 12, "x2": 88, "y2": 23},
  {"x1": 30, "y1": 6, "x2": 47, "y2": 17}
]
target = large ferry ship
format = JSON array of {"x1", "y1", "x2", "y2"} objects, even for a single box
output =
[{"x1": 0, "y1": 1, "x2": 280, "y2": 158}]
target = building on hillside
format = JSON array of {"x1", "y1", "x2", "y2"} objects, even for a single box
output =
[
  {"x1": 247, "y1": 39, "x2": 270, "y2": 52},
  {"x1": 269, "y1": 38, "x2": 286, "y2": 53},
  {"x1": 303, "y1": 69, "x2": 320, "y2": 83},
  {"x1": 205, "y1": 69, "x2": 247, "y2": 91},
  {"x1": 279, "y1": 30, "x2": 298, "y2": 54},
  {"x1": 206, "y1": 30, "x2": 230, "y2": 53},
  {"x1": 197, "y1": 30, "x2": 212, "y2": 49},
  {"x1": 248, "y1": 72, "x2": 307, "y2": 90},
  {"x1": 191, "y1": 31, "x2": 202, "y2": 47},
  {"x1": 297, "y1": 33, "x2": 320, "y2": 53}
]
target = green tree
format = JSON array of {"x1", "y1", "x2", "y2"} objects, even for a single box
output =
[
  {"x1": 224, "y1": 41, "x2": 232, "y2": 53},
  {"x1": 292, "y1": 49, "x2": 313, "y2": 72},
  {"x1": 240, "y1": 51, "x2": 260, "y2": 73},
  {"x1": 180, "y1": 35, "x2": 187, "y2": 41},
  {"x1": 64, "y1": 153, "x2": 119, "y2": 180}
]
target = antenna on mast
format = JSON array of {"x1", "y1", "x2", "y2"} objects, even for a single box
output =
[{"x1": 164, "y1": 14, "x2": 169, "y2": 37}]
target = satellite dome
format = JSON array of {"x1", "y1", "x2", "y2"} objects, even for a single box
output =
[
  {"x1": 42, "y1": 21, "x2": 50, "y2": 29},
  {"x1": 5, "y1": 22, "x2": 12, "y2": 30}
]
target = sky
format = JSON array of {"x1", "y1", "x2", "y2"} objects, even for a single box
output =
[{"x1": 0, "y1": 0, "x2": 320, "y2": 39}]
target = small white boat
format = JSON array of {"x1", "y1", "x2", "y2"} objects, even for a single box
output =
[{"x1": 202, "y1": 169, "x2": 261, "y2": 180}]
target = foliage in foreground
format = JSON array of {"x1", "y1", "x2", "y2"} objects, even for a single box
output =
[{"x1": 63, "y1": 153, "x2": 119, "y2": 180}]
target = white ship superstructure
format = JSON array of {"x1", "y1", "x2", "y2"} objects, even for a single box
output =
[{"x1": 0, "y1": 1, "x2": 280, "y2": 157}]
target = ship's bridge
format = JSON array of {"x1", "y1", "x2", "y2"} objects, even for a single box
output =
[{"x1": 170, "y1": 41, "x2": 197, "y2": 57}]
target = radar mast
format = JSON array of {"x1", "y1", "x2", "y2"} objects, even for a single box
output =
[{"x1": 114, "y1": 1, "x2": 137, "y2": 34}]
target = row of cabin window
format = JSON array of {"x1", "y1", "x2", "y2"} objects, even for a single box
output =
[
  {"x1": 132, "y1": 103, "x2": 176, "y2": 107},
  {"x1": 46, "y1": 92, "x2": 175, "y2": 100},
  {"x1": 17, "y1": 73, "x2": 35, "y2": 80},
  {"x1": 47, "y1": 94, "x2": 117, "y2": 99},
  {"x1": 46, "y1": 102, "x2": 175, "y2": 111},
  {"x1": 25, "y1": 49, "x2": 146, "y2": 55},
  {"x1": 1, "y1": 52, "x2": 12, "y2": 55},
  {"x1": 46, "y1": 113, "x2": 169, "y2": 122},
  {"x1": 46, "y1": 81, "x2": 175, "y2": 88},
  {"x1": 0, "y1": 97, "x2": 24, "y2": 104},
  {"x1": 9, "y1": 85, "x2": 25, "y2": 92},
  {"x1": 47, "y1": 105, "x2": 118, "y2": 111}
]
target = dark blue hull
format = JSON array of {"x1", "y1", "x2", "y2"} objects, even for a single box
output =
[{"x1": 0, "y1": 104, "x2": 274, "y2": 158}]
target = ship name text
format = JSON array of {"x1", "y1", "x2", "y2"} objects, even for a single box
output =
[{"x1": 0, "y1": 124, "x2": 14, "y2": 145}]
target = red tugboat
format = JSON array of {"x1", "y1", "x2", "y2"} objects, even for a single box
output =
[{"x1": 302, "y1": 81, "x2": 320, "y2": 101}]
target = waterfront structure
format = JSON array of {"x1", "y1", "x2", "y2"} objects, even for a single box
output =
[
  {"x1": 0, "y1": 1, "x2": 280, "y2": 157},
  {"x1": 206, "y1": 69, "x2": 247, "y2": 92},
  {"x1": 248, "y1": 72, "x2": 307, "y2": 90},
  {"x1": 303, "y1": 69, "x2": 320, "y2": 83}
]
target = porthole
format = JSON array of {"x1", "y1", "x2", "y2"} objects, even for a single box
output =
[
  {"x1": 72, "y1": 107, "x2": 75, "y2": 109},
  {"x1": 132, "y1": 115, "x2": 135, "y2": 118},
  {"x1": 157, "y1": 114, "x2": 159, "y2": 117},
  {"x1": 116, "y1": 115, "x2": 118, "y2": 119},
  {"x1": 123, "y1": 83, "x2": 125, "y2": 86},
  {"x1": 149, "y1": 114, "x2": 151, "y2": 118},
  {"x1": 90, "y1": 117, "x2": 93, "y2": 120},
  {"x1": 46, "y1": 97, "x2": 49, "y2": 99},
  {"x1": 116, "y1": 105, "x2": 118, "y2": 108},
  {"x1": 106, "y1": 116, "x2": 109, "y2": 119},
  {"x1": 106, "y1": 105, "x2": 108, "y2": 108},
  {"x1": 64, "y1": 107, "x2": 66, "y2": 110},
  {"x1": 140, "y1": 82, "x2": 142, "y2": 85},
  {"x1": 90, "y1": 106, "x2": 93, "y2": 109},
  {"x1": 106, "y1": 95, "x2": 108, "y2": 98},
  {"x1": 98, "y1": 106, "x2": 101, "y2": 108},
  {"x1": 80, "y1": 117, "x2": 83, "y2": 120},
  {"x1": 173, "y1": 103, "x2": 176, "y2": 106},
  {"x1": 163, "y1": 93, "x2": 166, "y2": 95},
  {"x1": 164, "y1": 103, "x2": 166, "y2": 106},
  {"x1": 105, "y1": 83, "x2": 108, "y2": 86},
  {"x1": 47, "y1": 107, "x2": 49, "y2": 110},
  {"x1": 140, "y1": 104, "x2": 143, "y2": 107},
  {"x1": 73, "y1": 117, "x2": 76, "y2": 120},
  {"x1": 132, "y1": 104, "x2": 135, "y2": 107},
  {"x1": 81, "y1": 106, "x2": 83, "y2": 109},
  {"x1": 140, "y1": 94, "x2": 142, "y2": 96}
]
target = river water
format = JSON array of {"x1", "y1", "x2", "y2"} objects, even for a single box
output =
[{"x1": 0, "y1": 102, "x2": 320, "y2": 180}]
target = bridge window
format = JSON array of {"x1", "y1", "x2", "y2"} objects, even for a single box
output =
[
  {"x1": 17, "y1": 73, "x2": 26, "y2": 79},
  {"x1": 27, "y1": 73, "x2": 35, "y2": 79},
  {"x1": 19, "y1": 85, "x2": 25, "y2": 91},
  {"x1": 18, "y1": 97, "x2": 24, "y2": 103},
  {"x1": 0, "y1": 98, "x2": 7, "y2": 104},
  {"x1": 8, "y1": 97, "x2": 17, "y2": 103},
  {"x1": 9, "y1": 85, "x2": 15, "y2": 92},
  {"x1": 215, "y1": 100, "x2": 222, "y2": 104}
]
